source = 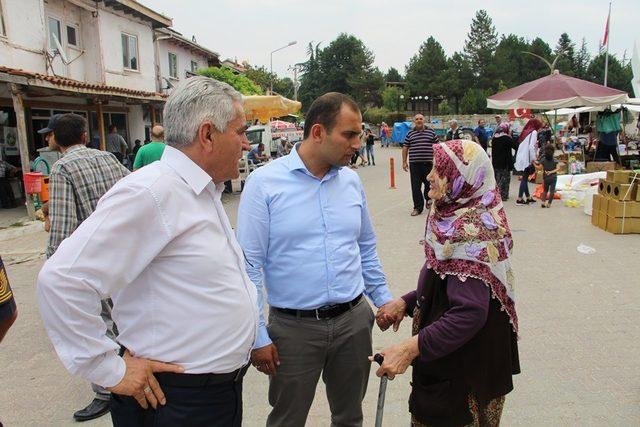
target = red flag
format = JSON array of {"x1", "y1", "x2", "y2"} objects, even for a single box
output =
[{"x1": 602, "y1": 10, "x2": 610, "y2": 47}]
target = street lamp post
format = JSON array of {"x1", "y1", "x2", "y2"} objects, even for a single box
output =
[
  {"x1": 270, "y1": 41, "x2": 297, "y2": 95},
  {"x1": 397, "y1": 94, "x2": 405, "y2": 115}
]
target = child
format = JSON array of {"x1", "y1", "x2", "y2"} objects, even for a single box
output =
[{"x1": 535, "y1": 144, "x2": 559, "y2": 208}]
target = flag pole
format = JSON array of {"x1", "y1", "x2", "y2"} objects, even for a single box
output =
[{"x1": 604, "y1": 1, "x2": 612, "y2": 87}]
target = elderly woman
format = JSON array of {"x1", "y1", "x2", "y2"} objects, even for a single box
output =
[{"x1": 374, "y1": 139, "x2": 520, "y2": 427}]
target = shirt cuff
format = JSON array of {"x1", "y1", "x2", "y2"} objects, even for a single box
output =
[
  {"x1": 87, "y1": 352, "x2": 127, "y2": 389},
  {"x1": 401, "y1": 290, "x2": 418, "y2": 316},
  {"x1": 369, "y1": 286, "x2": 394, "y2": 308},
  {"x1": 253, "y1": 325, "x2": 273, "y2": 349}
]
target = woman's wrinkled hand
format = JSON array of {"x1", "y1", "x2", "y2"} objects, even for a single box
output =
[
  {"x1": 376, "y1": 298, "x2": 407, "y2": 332},
  {"x1": 369, "y1": 336, "x2": 420, "y2": 380}
]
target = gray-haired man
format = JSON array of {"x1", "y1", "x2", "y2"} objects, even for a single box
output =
[{"x1": 38, "y1": 76, "x2": 258, "y2": 426}]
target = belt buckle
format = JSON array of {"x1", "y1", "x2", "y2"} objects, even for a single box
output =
[{"x1": 315, "y1": 307, "x2": 332, "y2": 320}]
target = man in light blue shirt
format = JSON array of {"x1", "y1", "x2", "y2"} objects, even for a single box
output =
[{"x1": 237, "y1": 93, "x2": 398, "y2": 426}]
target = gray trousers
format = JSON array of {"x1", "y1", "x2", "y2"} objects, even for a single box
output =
[
  {"x1": 266, "y1": 298, "x2": 375, "y2": 427},
  {"x1": 494, "y1": 168, "x2": 511, "y2": 201},
  {"x1": 92, "y1": 299, "x2": 118, "y2": 401}
]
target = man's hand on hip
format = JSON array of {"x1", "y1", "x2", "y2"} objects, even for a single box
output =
[
  {"x1": 107, "y1": 350, "x2": 184, "y2": 409},
  {"x1": 251, "y1": 344, "x2": 280, "y2": 376}
]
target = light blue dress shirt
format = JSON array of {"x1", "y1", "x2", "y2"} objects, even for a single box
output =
[{"x1": 237, "y1": 144, "x2": 393, "y2": 348}]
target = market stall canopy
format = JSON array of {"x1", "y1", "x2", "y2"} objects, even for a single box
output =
[
  {"x1": 545, "y1": 104, "x2": 640, "y2": 114},
  {"x1": 487, "y1": 70, "x2": 629, "y2": 110},
  {"x1": 269, "y1": 120, "x2": 297, "y2": 131},
  {"x1": 242, "y1": 95, "x2": 302, "y2": 123}
]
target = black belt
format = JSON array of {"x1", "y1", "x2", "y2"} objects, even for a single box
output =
[
  {"x1": 273, "y1": 294, "x2": 362, "y2": 320},
  {"x1": 155, "y1": 365, "x2": 249, "y2": 388}
]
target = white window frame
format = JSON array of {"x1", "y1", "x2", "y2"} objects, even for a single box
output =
[
  {"x1": 0, "y1": 0, "x2": 7, "y2": 38},
  {"x1": 66, "y1": 23, "x2": 80, "y2": 49},
  {"x1": 47, "y1": 16, "x2": 62, "y2": 54},
  {"x1": 168, "y1": 52, "x2": 178, "y2": 79},
  {"x1": 190, "y1": 60, "x2": 198, "y2": 73},
  {"x1": 121, "y1": 32, "x2": 139, "y2": 72}
]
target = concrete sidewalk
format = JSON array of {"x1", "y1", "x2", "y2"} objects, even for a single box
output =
[{"x1": 1, "y1": 145, "x2": 639, "y2": 426}]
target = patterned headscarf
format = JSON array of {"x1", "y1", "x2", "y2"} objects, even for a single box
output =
[
  {"x1": 424, "y1": 139, "x2": 518, "y2": 332},
  {"x1": 517, "y1": 118, "x2": 544, "y2": 143},
  {"x1": 493, "y1": 123, "x2": 511, "y2": 139}
]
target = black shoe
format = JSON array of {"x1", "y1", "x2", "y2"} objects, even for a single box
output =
[
  {"x1": 73, "y1": 398, "x2": 110, "y2": 422},
  {"x1": 515, "y1": 199, "x2": 526, "y2": 206},
  {"x1": 526, "y1": 198, "x2": 536, "y2": 204},
  {"x1": 411, "y1": 209, "x2": 422, "y2": 216}
]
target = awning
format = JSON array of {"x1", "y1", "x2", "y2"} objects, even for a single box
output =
[{"x1": 0, "y1": 66, "x2": 167, "y2": 102}]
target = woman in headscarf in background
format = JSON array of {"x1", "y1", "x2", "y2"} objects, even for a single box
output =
[
  {"x1": 514, "y1": 118, "x2": 543, "y2": 205},
  {"x1": 373, "y1": 139, "x2": 520, "y2": 427}
]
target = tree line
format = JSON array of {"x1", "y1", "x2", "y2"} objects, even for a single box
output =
[{"x1": 297, "y1": 10, "x2": 634, "y2": 123}]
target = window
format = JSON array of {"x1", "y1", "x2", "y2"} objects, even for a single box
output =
[
  {"x1": 66, "y1": 25, "x2": 78, "y2": 47},
  {"x1": 48, "y1": 17, "x2": 62, "y2": 53},
  {"x1": 168, "y1": 52, "x2": 178, "y2": 78},
  {"x1": 0, "y1": 1, "x2": 6, "y2": 36},
  {"x1": 121, "y1": 33, "x2": 138, "y2": 70},
  {"x1": 191, "y1": 60, "x2": 198, "y2": 73}
]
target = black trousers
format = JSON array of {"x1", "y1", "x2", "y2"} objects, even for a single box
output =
[
  {"x1": 0, "y1": 177, "x2": 17, "y2": 208},
  {"x1": 110, "y1": 373, "x2": 244, "y2": 427},
  {"x1": 409, "y1": 161, "x2": 432, "y2": 211}
]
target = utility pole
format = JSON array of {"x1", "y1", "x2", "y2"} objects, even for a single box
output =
[
  {"x1": 604, "y1": 2, "x2": 612, "y2": 87},
  {"x1": 288, "y1": 63, "x2": 304, "y2": 101}
]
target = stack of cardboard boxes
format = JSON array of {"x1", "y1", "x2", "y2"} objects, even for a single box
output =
[{"x1": 592, "y1": 170, "x2": 640, "y2": 234}]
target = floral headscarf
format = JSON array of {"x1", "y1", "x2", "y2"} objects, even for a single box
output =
[
  {"x1": 493, "y1": 123, "x2": 511, "y2": 138},
  {"x1": 424, "y1": 139, "x2": 518, "y2": 333}
]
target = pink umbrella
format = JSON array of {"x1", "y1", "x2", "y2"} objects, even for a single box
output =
[
  {"x1": 270, "y1": 120, "x2": 296, "y2": 131},
  {"x1": 487, "y1": 71, "x2": 628, "y2": 110}
]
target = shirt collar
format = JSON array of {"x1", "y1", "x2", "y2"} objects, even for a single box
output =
[
  {"x1": 161, "y1": 145, "x2": 214, "y2": 196},
  {"x1": 61, "y1": 144, "x2": 85, "y2": 157},
  {"x1": 285, "y1": 143, "x2": 341, "y2": 179}
]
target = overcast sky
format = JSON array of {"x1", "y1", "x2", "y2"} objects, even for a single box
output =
[{"x1": 142, "y1": 0, "x2": 639, "y2": 80}]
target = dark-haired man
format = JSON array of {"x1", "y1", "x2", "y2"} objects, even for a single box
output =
[
  {"x1": 402, "y1": 114, "x2": 438, "y2": 216},
  {"x1": 237, "y1": 92, "x2": 398, "y2": 426},
  {"x1": 46, "y1": 113, "x2": 129, "y2": 422}
]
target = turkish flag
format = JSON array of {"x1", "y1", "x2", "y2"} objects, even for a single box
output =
[{"x1": 509, "y1": 108, "x2": 531, "y2": 121}]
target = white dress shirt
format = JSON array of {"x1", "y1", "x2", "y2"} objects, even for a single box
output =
[{"x1": 37, "y1": 146, "x2": 259, "y2": 388}]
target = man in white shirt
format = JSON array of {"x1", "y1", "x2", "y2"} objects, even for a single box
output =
[{"x1": 37, "y1": 76, "x2": 258, "y2": 427}]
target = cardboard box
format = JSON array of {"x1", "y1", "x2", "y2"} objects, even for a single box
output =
[
  {"x1": 606, "y1": 170, "x2": 634, "y2": 184},
  {"x1": 591, "y1": 208, "x2": 600, "y2": 226},
  {"x1": 592, "y1": 194, "x2": 602, "y2": 212},
  {"x1": 610, "y1": 183, "x2": 637, "y2": 201},
  {"x1": 605, "y1": 217, "x2": 640, "y2": 234},
  {"x1": 597, "y1": 210, "x2": 608, "y2": 229},
  {"x1": 586, "y1": 161, "x2": 617, "y2": 173},
  {"x1": 598, "y1": 180, "x2": 608, "y2": 195},
  {"x1": 600, "y1": 196, "x2": 609, "y2": 214},
  {"x1": 606, "y1": 200, "x2": 640, "y2": 218}
]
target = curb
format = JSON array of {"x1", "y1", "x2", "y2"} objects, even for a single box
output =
[{"x1": 0, "y1": 221, "x2": 44, "y2": 241}]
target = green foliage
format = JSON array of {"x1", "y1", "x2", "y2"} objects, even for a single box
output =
[
  {"x1": 196, "y1": 67, "x2": 263, "y2": 95},
  {"x1": 385, "y1": 67, "x2": 403, "y2": 82},
  {"x1": 460, "y1": 88, "x2": 492, "y2": 114},
  {"x1": 586, "y1": 53, "x2": 633, "y2": 93},
  {"x1": 463, "y1": 9, "x2": 498, "y2": 89},
  {"x1": 554, "y1": 33, "x2": 576, "y2": 76},
  {"x1": 363, "y1": 107, "x2": 406, "y2": 125},
  {"x1": 574, "y1": 38, "x2": 591, "y2": 79},
  {"x1": 438, "y1": 99, "x2": 454, "y2": 115},
  {"x1": 405, "y1": 36, "x2": 448, "y2": 113},
  {"x1": 491, "y1": 34, "x2": 529, "y2": 88},
  {"x1": 523, "y1": 37, "x2": 553, "y2": 81},
  {"x1": 381, "y1": 86, "x2": 408, "y2": 111}
]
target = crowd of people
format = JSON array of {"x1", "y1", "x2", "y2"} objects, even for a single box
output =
[{"x1": 1, "y1": 77, "x2": 522, "y2": 427}]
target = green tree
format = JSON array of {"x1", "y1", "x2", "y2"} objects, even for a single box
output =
[
  {"x1": 491, "y1": 34, "x2": 529, "y2": 87},
  {"x1": 319, "y1": 34, "x2": 383, "y2": 106},
  {"x1": 522, "y1": 37, "x2": 553, "y2": 81},
  {"x1": 460, "y1": 88, "x2": 492, "y2": 114},
  {"x1": 574, "y1": 38, "x2": 591, "y2": 79},
  {"x1": 463, "y1": 10, "x2": 499, "y2": 89},
  {"x1": 554, "y1": 33, "x2": 576, "y2": 75},
  {"x1": 441, "y1": 52, "x2": 474, "y2": 114},
  {"x1": 587, "y1": 53, "x2": 633, "y2": 93},
  {"x1": 405, "y1": 36, "x2": 448, "y2": 115},
  {"x1": 196, "y1": 66, "x2": 263, "y2": 95},
  {"x1": 385, "y1": 67, "x2": 403, "y2": 82},
  {"x1": 298, "y1": 42, "x2": 323, "y2": 111},
  {"x1": 381, "y1": 86, "x2": 408, "y2": 111}
]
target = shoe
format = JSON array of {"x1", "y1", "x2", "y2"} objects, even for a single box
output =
[
  {"x1": 73, "y1": 398, "x2": 110, "y2": 422},
  {"x1": 411, "y1": 209, "x2": 422, "y2": 216},
  {"x1": 526, "y1": 198, "x2": 536, "y2": 204},
  {"x1": 515, "y1": 199, "x2": 526, "y2": 206},
  {"x1": 541, "y1": 204, "x2": 546, "y2": 208}
]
